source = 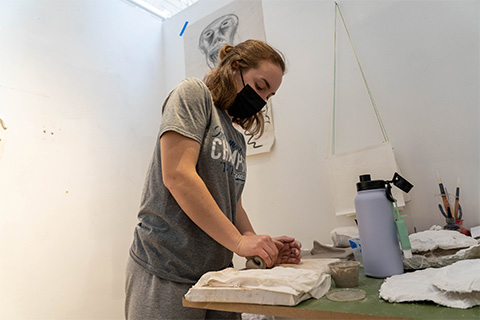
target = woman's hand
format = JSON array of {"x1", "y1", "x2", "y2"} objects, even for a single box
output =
[
  {"x1": 235, "y1": 234, "x2": 280, "y2": 268},
  {"x1": 273, "y1": 236, "x2": 302, "y2": 265}
]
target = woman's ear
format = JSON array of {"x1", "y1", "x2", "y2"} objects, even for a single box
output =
[{"x1": 231, "y1": 60, "x2": 239, "y2": 70}]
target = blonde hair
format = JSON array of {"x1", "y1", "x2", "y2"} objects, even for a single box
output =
[{"x1": 203, "y1": 39, "x2": 286, "y2": 137}]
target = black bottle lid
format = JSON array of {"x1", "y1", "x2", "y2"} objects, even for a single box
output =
[{"x1": 356, "y1": 174, "x2": 386, "y2": 191}]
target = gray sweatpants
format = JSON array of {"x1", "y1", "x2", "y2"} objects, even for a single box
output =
[{"x1": 125, "y1": 256, "x2": 241, "y2": 320}]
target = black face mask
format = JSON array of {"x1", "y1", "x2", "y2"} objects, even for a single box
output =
[{"x1": 228, "y1": 71, "x2": 266, "y2": 119}]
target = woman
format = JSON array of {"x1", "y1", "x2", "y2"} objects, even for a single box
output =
[{"x1": 125, "y1": 39, "x2": 301, "y2": 319}]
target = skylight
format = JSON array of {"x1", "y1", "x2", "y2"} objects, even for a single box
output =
[{"x1": 126, "y1": 0, "x2": 199, "y2": 20}]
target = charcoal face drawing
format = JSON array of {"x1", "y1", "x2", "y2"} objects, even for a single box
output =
[{"x1": 199, "y1": 14, "x2": 239, "y2": 69}]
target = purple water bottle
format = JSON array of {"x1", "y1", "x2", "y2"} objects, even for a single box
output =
[{"x1": 354, "y1": 174, "x2": 404, "y2": 278}]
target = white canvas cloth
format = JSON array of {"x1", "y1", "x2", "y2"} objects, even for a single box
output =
[
  {"x1": 380, "y1": 259, "x2": 480, "y2": 309},
  {"x1": 404, "y1": 243, "x2": 480, "y2": 270},
  {"x1": 404, "y1": 229, "x2": 480, "y2": 270},
  {"x1": 185, "y1": 259, "x2": 335, "y2": 306},
  {"x1": 432, "y1": 259, "x2": 480, "y2": 293},
  {"x1": 409, "y1": 229, "x2": 478, "y2": 253},
  {"x1": 330, "y1": 226, "x2": 359, "y2": 247},
  {"x1": 326, "y1": 141, "x2": 405, "y2": 216}
]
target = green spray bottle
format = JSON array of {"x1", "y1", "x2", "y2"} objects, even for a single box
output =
[{"x1": 386, "y1": 173, "x2": 413, "y2": 259}]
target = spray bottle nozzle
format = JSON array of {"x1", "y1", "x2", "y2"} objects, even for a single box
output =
[{"x1": 385, "y1": 173, "x2": 413, "y2": 202}]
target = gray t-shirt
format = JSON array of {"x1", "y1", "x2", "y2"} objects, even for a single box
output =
[{"x1": 130, "y1": 78, "x2": 247, "y2": 284}]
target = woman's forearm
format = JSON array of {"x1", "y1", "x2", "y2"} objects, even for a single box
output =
[
  {"x1": 161, "y1": 131, "x2": 242, "y2": 253},
  {"x1": 166, "y1": 168, "x2": 243, "y2": 253},
  {"x1": 160, "y1": 131, "x2": 279, "y2": 266}
]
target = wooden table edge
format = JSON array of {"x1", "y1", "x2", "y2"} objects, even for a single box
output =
[{"x1": 182, "y1": 298, "x2": 412, "y2": 320}]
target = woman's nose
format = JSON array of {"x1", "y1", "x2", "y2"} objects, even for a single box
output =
[{"x1": 255, "y1": 90, "x2": 268, "y2": 102}]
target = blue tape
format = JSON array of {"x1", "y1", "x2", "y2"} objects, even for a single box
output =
[{"x1": 179, "y1": 21, "x2": 188, "y2": 36}]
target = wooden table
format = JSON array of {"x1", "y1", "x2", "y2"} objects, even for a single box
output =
[{"x1": 183, "y1": 271, "x2": 480, "y2": 319}]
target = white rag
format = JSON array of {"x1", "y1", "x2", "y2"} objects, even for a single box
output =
[
  {"x1": 380, "y1": 259, "x2": 480, "y2": 309},
  {"x1": 185, "y1": 259, "x2": 335, "y2": 305},
  {"x1": 194, "y1": 266, "x2": 327, "y2": 298},
  {"x1": 409, "y1": 230, "x2": 477, "y2": 253}
]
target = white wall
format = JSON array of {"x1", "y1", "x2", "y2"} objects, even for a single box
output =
[
  {"x1": 162, "y1": 0, "x2": 479, "y2": 250},
  {"x1": 0, "y1": 0, "x2": 163, "y2": 318}
]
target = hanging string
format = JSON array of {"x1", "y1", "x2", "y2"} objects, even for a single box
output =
[
  {"x1": 331, "y1": 2, "x2": 389, "y2": 156},
  {"x1": 329, "y1": 4, "x2": 338, "y2": 156}
]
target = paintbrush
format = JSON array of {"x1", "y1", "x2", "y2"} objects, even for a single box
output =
[
  {"x1": 435, "y1": 169, "x2": 452, "y2": 218},
  {"x1": 454, "y1": 178, "x2": 460, "y2": 220}
]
